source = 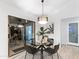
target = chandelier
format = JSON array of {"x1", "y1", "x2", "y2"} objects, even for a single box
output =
[{"x1": 38, "y1": 0, "x2": 48, "y2": 24}]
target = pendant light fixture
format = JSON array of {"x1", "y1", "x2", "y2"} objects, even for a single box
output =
[{"x1": 38, "y1": 0, "x2": 48, "y2": 24}]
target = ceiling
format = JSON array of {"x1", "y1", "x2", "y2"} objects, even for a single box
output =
[
  {"x1": 1, "y1": 0, "x2": 79, "y2": 21},
  {"x1": 2, "y1": 0, "x2": 72, "y2": 15},
  {"x1": 15, "y1": 0, "x2": 72, "y2": 15}
]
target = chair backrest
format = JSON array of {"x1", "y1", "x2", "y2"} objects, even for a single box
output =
[
  {"x1": 45, "y1": 44, "x2": 59, "y2": 55},
  {"x1": 48, "y1": 38, "x2": 54, "y2": 45},
  {"x1": 53, "y1": 44, "x2": 59, "y2": 53},
  {"x1": 24, "y1": 44, "x2": 38, "y2": 54}
]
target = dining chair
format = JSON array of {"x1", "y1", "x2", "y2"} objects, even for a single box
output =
[
  {"x1": 45, "y1": 44, "x2": 59, "y2": 59},
  {"x1": 48, "y1": 38, "x2": 54, "y2": 45},
  {"x1": 46, "y1": 38, "x2": 54, "y2": 47},
  {"x1": 24, "y1": 44, "x2": 39, "y2": 59}
]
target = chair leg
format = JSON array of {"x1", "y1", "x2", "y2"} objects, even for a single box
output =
[
  {"x1": 52, "y1": 55, "x2": 53, "y2": 59},
  {"x1": 25, "y1": 51, "x2": 27, "y2": 59},
  {"x1": 57, "y1": 52, "x2": 59, "y2": 59},
  {"x1": 32, "y1": 54, "x2": 34, "y2": 59}
]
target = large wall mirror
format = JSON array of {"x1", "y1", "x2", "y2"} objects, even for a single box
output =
[{"x1": 8, "y1": 15, "x2": 35, "y2": 57}]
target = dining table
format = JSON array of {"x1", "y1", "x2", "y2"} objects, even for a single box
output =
[{"x1": 34, "y1": 43, "x2": 53, "y2": 59}]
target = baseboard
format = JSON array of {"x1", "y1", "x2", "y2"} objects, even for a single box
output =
[{"x1": 61, "y1": 44, "x2": 79, "y2": 47}]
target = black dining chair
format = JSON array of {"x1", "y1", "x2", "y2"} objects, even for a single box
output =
[
  {"x1": 24, "y1": 44, "x2": 39, "y2": 59},
  {"x1": 46, "y1": 38, "x2": 54, "y2": 47},
  {"x1": 48, "y1": 38, "x2": 54, "y2": 45},
  {"x1": 45, "y1": 44, "x2": 59, "y2": 59}
]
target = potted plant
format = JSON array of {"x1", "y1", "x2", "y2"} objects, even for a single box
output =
[{"x1": 37, "y1": 27, "x2": 48, "y2": 43}]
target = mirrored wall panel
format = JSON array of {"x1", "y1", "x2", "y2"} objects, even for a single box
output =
[{"x1": 8, "y1": 15, "x2": 35, "y2": 57}]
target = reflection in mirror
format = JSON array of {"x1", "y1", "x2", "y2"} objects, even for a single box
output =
[{"x1": 8, "y1": 15, "x2": 35, "y2": 57}]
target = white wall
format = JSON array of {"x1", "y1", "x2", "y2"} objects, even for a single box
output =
[
  {"x1": 61, "y1": 17, "x2": 79, "y2": 45},
  {"x1": 53, "y1": 0, "x2": 79, "y2": 45},
  {"x1": 0, "y1": 1, "x2": 36, "y2": 59},
  {"x1": 61, "y1": 19, "x2": 68, "y2": 44},
  {"x1": 35, "y1": 18, "x2": 61, "y2": 45},
  {"x1": 0, "y1": 7, "x2": 8, "y2": 59}
]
